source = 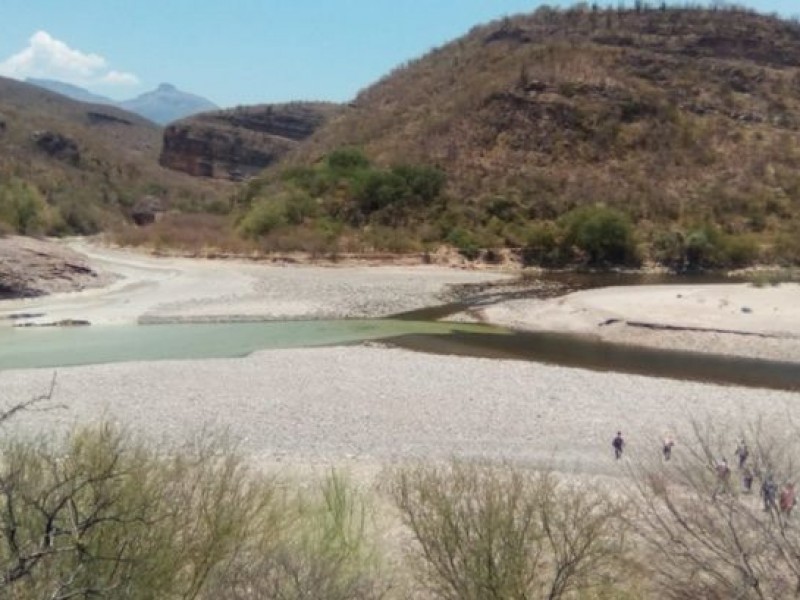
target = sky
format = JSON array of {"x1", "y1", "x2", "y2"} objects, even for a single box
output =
[{"x1": 1, "y1": 0, "x2": 797, "y2": 108}]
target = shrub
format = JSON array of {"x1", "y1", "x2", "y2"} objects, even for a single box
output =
[
  {"x1": 205, "y1": 471, "x2": 386, "y2": 600},
  {"x1": 0, "y1": 178, "x2": 51, "y2": 234},
  {"x1": 390, "y1": 461, "x2": 627, "y2": 600},
  {"x1": 559, "y1": 204, "x2": 638, "y2": 266},
  {"x1": 355, "y1": 170, "x2": 411, "y2": 215},
  {"x1": 446, "y1": 227, "x2": 480, "y2": 260},
  {"x1": 392, "y1": 165, "x2": 447, "y2": 203},
  {"x1": 522, "y1": 222, "x2": 560, "y2": 266},
  {"x1": 0, "y1": 425, "x2": 268, "y2": 599},
  {"x1": 683, "y1": 225, "x2": 759, "y2": 269},
  {"x1": 238, "y1": 199, "x2": 288, "y2": 238},
  {"x1": 651, "y1": 229, "x2": 686, "y2": 270},
  {"x1": 327, "y1": 147, "x2": 371, "y2": 172}
]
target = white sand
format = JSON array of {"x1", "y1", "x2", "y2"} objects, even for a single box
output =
[{"x1": 472, "y1": 283, "x2": 800, "y2": 363}]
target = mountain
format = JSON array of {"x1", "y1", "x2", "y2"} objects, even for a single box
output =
[
  {"x1": 120, "y1": 83, "x2": 218, "y2": 125},
  {"x1": 0, "y1": 76, "x2": 229, "y2": 236},
  {"x1": 160, "y1": 102, "x2": 341, "y2": 181},
  {"x1": 26, "y1": 78, "x2": 116, "y2": 106},
  {"x1": 23, "y1": 79, "x2": 218, "y2": 125},
  {"x1": 258, "y1": 7, "x2": 800, "y2": 264}
]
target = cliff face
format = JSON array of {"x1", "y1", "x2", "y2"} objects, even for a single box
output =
[{"x1": 159, "y1": 103, "x2": 340, "y2": 181}]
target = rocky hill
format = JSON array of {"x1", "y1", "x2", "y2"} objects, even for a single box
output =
[
  {"x1": 262, "y1": 7, "x2": 800, "y2": 263},
  {"x1": 0, "y1": 76, "x2": 230, "y2": 236},
  {"x1": 159, "y1": 103, "x2": 341, "y2": 181}
]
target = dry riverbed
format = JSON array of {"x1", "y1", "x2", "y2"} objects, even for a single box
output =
[{"x1": 1, "y1": 240, "x2": 798, "y2": 480}]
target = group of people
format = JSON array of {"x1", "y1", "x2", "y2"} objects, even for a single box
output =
[{"x1": 610, "y1": 433, "x2": 797, "y2": 517}]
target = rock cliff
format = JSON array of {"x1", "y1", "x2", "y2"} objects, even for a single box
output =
[{"x1": 159, "y1": 103, "x2": 340, "y2": 181}]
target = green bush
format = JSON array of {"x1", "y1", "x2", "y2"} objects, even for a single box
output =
[
  {"x1": 392, "y1": 165, "x2": 446, "y2": 203},
  {"x1": 559, "y1": 204, "x2": 637, "y2": 266},
  {"x1": 0, "y1": 178, "x2": 51, "y2": 234},
  {"x1": 682, "y1": 225, "x2": 759, "y2": 270},
  {"x1": 327, "y1": 147, "x2": 371, "y2": 172},
  {"x1": 522, "y1": 222, "x2": 560, "y2": 266},
  {"x1": 446, "y1": 227, "x2": 480, "y2": 260},
  {"x1": 355, "y1": 170, "x2": 411, "y2": 215},
  {"x1": 238, "y1": 199, "x2": 288, "y2": 238}
]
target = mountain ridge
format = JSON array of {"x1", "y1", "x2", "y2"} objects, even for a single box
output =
[{"x1": 24, "y1": 78, "x2": 218, "y2": 124}]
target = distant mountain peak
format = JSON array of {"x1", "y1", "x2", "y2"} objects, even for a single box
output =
[
  {"x1": 23, "y1": 78, "x2": 218, "y2": 125},
  {"x1": 121, "y1": 84, "x2": 218, "y2": 124}
]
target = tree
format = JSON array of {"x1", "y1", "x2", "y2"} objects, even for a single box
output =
[{"x1": 559, "y1": 204, "x2": 638, "y2": 266}]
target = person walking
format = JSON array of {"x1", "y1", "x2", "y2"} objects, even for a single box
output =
[
  {"x1": 735, "y1": 440, "x2": 749, "y2": 469},
  {"x1": 713, "y1": 458, "x2": 731, "y2": 500},
  {"x1": 612, "y1": 431, "x2": 625, "y2": 460},
  {"x1": 780, "y1": 482, "x2": 796, "y2": 518},
  {"x1": 662, "y1": 436, "x2": 675, "y2": 461},
  {"x1": 762, "y1": 474, "x2": 778, "y2": 512},
  {"x1": 742, "y1": 466, "x2": 754, "y2": 493}
]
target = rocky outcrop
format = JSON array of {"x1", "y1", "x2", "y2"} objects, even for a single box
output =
[
  {"x1": 0, "y1": 236, "x2": 110, "y2": 299},
  {"x1": 32, "y1": 130, "x2": 80, "y2": 165},
  {"x1": 159, "y1": 102, "x2": 340, "y2": 181}
]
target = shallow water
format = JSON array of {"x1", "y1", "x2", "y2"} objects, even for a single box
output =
[{"x1": 0, "y1": 319, "x2": 508, "y2": 370}]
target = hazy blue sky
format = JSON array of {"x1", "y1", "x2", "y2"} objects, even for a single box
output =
[{"x1": 1, "y1": 1, "x2": 797, "y2": 107}]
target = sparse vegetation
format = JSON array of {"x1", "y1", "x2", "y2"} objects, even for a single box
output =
[{"x1": 389, "y1": 461, "x2": 629, "y2": 599}]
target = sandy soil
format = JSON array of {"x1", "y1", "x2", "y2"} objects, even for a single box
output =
[
  {"x1": 468, "y1": 283, "x2": 800, "y2": 363},
  {"x1": 0, "y1": 241, "x2": 509, "y2": 326}
]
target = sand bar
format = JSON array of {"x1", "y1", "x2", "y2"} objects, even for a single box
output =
[{"x1": 471, "y1": 283, "x2": 800, "y2": 363}]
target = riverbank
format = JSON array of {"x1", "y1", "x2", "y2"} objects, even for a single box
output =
[
  {"x1": 0, "y1": 241, "x2": 510, "y2": 326},
  {"x1": 2, "y1": 346, "x2": 797, "y2": 478},
  {"x1": 466, "y1": 283, "x2": 800, "y2": 363}
]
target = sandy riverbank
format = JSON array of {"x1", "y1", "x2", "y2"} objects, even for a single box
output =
[
  {"x1": 465, "y1": 283, "x2": 800, "y2": 363},
  {"x1": 0, "y1": 241, "x2": 510, "y2": 326}
]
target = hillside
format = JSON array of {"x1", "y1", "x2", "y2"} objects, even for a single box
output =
[
  {"x1": 0, "y1": 76, "x2": 229, "y2": 236},
  {"x1": 160, "y1": 102, "x2": 341, "y2": 181},
  {"x1": 245, "y1": 6, "x2": 800, "y2": 265}
]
